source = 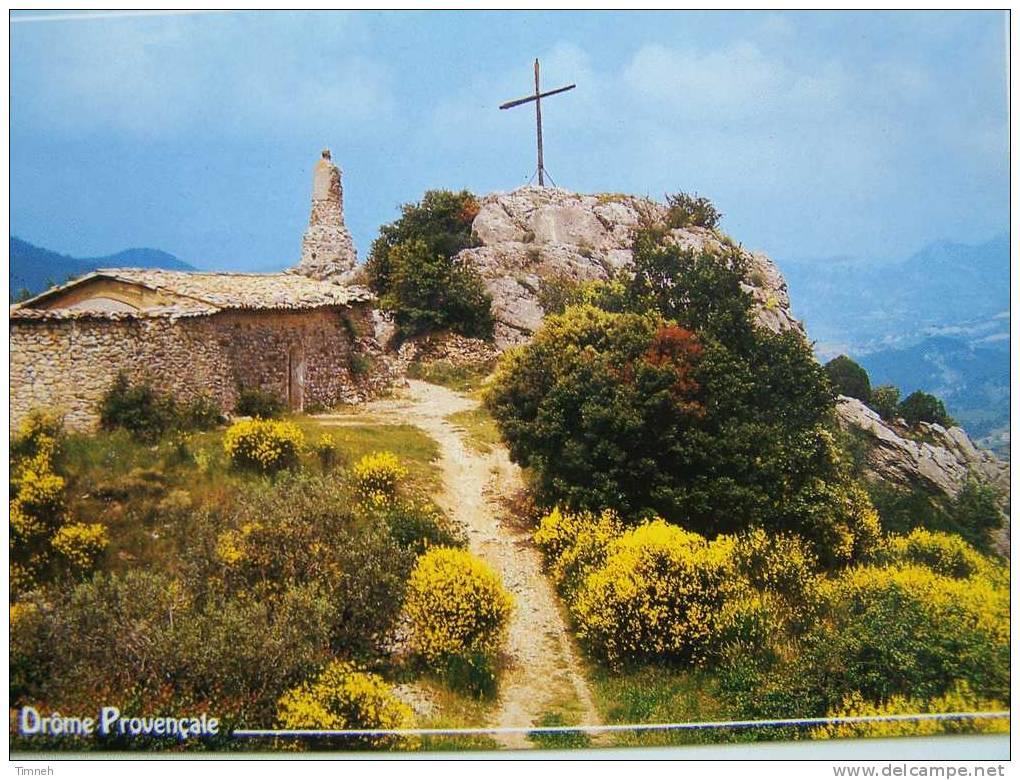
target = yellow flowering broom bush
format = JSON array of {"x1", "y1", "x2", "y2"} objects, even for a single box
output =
[
  {"x1": 534, "y1": 506, "x2": 622, "y2": 596},
  {"x1": 877, "y1": 528, "x2": 995, "y2": 580},
  {"x1": 277, "y1": 659, "x2": 415, "y2": 749},
  {"x1": 811, "y1": 681, "x2": 1009, "y2": 740},
  {"x1": 51, "y1": 523, "x2": 109, "y2": 571},
  {"x1": 571, "y1": 519, "x2": 737, "y2": 666},
  {"x1": 223, "y1": 418, "x2": 304, "y2": 473},
  {"x1": 351, "y1": 451, "x2": 407, "y2": 500},
  {"x1": 404, "y1": 547, "x2": 513, "y2": 666}
]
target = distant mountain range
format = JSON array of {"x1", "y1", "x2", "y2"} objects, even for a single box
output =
[
  {"x1": 781, "y1": 234, "x2": 1010, "y2": 457},
  {"x1": 781, "y1": 233, "x2": 1009, "y2": 356},
  {"x1": 10, "y1": 237, "x2": 195, "y2": 299}
]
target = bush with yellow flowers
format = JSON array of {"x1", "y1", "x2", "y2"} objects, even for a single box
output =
[
  {"x1": 731, "y1": 561, "x2": 1011, "y2": 723},
  {"x1": 223, "y1": 418, "x2": 304, "y2": 473},
  {"x1": 351, "y1": 451, "x2": 407, "y2": 500},
  {"x1": 10, "y1": 411, "x2": 72, "y2": 592},
  {"x1": 51, "y1": 523, "x2": 109, "y2": 571},
  {"x1": 276, "y1": 659, "x2": 415, "y2": 749},
  {"x1": 730, "y1": 528, "x2": 823, "y2": 628},
  {"x1": 404, "y1": 547, "x2": 513, "y2": 666},
  {"x1": 811, "y1": 681, "x2": 1009, "y2": 740},
  {"x1": 570, "y1": 519, "x2": 737, "y2": 666},
  {"x1": 533, "y1": 506, "x2": 622, "y2": 596},
  {"x1": 877, "y1": 528, "x2": 995, "y2": 580}
]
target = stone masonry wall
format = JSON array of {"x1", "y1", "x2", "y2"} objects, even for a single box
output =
[{"x1": 10, "y1": 305, "x2": 386, "y2": 433}]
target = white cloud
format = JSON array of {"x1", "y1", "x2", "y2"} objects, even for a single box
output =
[{"x1": 12, "y1": 12, "x2": 394, "y2": 137}]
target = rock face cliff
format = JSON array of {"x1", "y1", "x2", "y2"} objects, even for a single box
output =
[
  {"x1": 835, "y1": 395, "x2": 1009, "y2": 498},
  {"x1": 458, "y1": 187, "x2": 803, "y2": 349},
  {"x1": 453, "y1": 187, "x2": 1008, "y2": 542}
]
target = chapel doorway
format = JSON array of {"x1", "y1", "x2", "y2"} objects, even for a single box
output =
[{"x1": 287, "y1": 345, "x2": 305, "y2": 411}]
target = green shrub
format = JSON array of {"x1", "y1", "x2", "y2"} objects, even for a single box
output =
[
  {"x1": 10, "y1": 571, "x2": 341, "y2": 738},
  {"x1": 870, "y1": 384, "x2": 901, "y2": 421},
  {"x1": 235, "y1": 387, "x2": 285, "y2": 419},
  {"x1": 664, "y1": 192, "x2": 722, "y2": 229},
  {"x1": 899, "y1": 390, "x2": 955, "y2": 427},
  {"x1": 734, "y1": 563, "x2": 1010, "y2": 719},
  {"x1": 179, "y1": 393, "x2": 224, "y2": 429},
  {"x1": 376, "y1": 495, "x2": 464, "y2": 555},
  {"x1": 99, "y1": 373, "x2": 177, "y2": 442},
  {"x1": 486, "y1": 299, "x2": 867, "y2": 562},
  {"x1": 824, "y1": 355, "x2": 871, "y2": 403},
  {"x1": 222, "y1": 418, "x2": 304, "y2": 473},
  {"x1": 211, "y1": 473, "x2": 414, "y2": 660},
  {"x1": 366, "y1": 189, "x2": 493, "y2": 339}
]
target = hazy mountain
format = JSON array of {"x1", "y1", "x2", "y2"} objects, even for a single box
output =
[
  {"x1": 10, "y1": 237, "x2": 196, "y2": 299},
  {"x1": 782, "y1": 233, "x2": 1009, "y2": 356},
  {"x1": 780, "y1": 234, "x2": 1009, "y2": 458}
]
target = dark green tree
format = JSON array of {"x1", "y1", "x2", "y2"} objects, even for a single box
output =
[
  {"x1": 486, "y1": 230, "x2": 881, "y2": 564},
  {"x1": 824, "y1": 355, "x2": 871, "y2": 402},
  {"x1": 365, "y1": 190, "x2": 493, "y2": 339},
  {"x1": 899, "y1": 390, "x2": 954, "y2": 427}
]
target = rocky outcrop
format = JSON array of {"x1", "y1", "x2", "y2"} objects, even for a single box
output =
[
  {"x1": 459, "y1": 187, "x2": 803, "y2": 349},
  {"x1": 293, "y1": 149, "x2": 358, "y2": 282},
  {"x1": 835, "y1": 395, "x2": 1009, "y2": 498}
]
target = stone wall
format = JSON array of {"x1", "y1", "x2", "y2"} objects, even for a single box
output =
[{"x1": 10, "y1": 304, "x2": 388, "y2": 432}]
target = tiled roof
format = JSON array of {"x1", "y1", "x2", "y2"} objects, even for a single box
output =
[{"x1": 10, "y1": 268, "x2": 374, "y2": 320}]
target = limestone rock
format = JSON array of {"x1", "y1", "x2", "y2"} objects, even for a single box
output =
[
  {"x1": 834, "y1": 395, "x2": 1009, "y2": 498},
  {"x1": 293, "y1": 149, "x2": 358, "y2": 281},
  {"x1": 459, "y1": 187, "x2": 803, "y2": 349}
]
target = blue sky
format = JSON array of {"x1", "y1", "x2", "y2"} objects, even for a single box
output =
[{"x1": 10, "y1": 10, "x2": 1009, "y2": 271}]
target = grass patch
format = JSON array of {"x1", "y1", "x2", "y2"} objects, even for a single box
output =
[
  {"x1": 406, "y1": 678, "x2": 502, "y2": 752},
  {"x1": 445, "y1": 407, "x2": 502, "y2": 454},
  {"x1": 292, "y1": 416, "x2": 441, "y2": 494},
  {"x1": 589, "y1": 666, "x2": 737, "y2": 747},
  {"x1": 57, "y1": 415, "x2": 442, "y2": 573},
  {"x1": 407, "y1": 360, "x2": 494, "y2": 393},
  {"x1": 527, "y1": 711, "x2": 592, "y2": 750}
]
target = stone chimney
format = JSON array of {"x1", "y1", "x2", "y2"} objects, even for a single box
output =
[{"x1": 293, "y1": 149, "x2": 358, "y2": 281}]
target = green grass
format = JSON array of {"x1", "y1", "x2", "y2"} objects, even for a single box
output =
[
  {"x1": 292, "y1": 416, "x2": 441, "y2": 493},
  {"x1": 526, "y1": 712, "x2": 592, "y2": 750},
  {"x1": 407, "y1": 360, "x2": 494, "y2": 393},
  {"x1": 445, "y1": 407, "x2": 502, "y2": 454},
  {"x1": 401, "y1": 677, "x2": 502, "y2": 753},
  {"x1": 56, "y1": 416, "x2": 442, "y2": 573},
  {"x1": 589, "y1": 666, "x2": 738, "y2": 748}
]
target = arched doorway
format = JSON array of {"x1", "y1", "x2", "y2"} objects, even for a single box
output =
[{"x1": 287, "y1": 345, "x2": 305, "y2": 411}]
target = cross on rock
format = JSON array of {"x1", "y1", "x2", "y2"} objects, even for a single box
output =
[{"x1": 499, "y1": 59, "x2": 576, "y2": 187}]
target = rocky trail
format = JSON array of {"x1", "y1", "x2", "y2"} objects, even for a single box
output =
[{"x1": 317, "y1": 380, "x2": 601, "y2": 749}]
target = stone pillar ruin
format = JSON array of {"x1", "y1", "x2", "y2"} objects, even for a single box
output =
[{"x1": 292, "y1": 149, "x2": 358, "y2": 281}]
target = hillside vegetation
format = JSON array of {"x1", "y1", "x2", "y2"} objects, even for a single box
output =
[{"x1": 484, "y1": 211, "x2": 1009, "y2": 742}]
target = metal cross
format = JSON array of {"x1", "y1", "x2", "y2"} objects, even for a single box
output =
[{"x1": 499, "y1": 59, "x2": 575, "y2": 186}]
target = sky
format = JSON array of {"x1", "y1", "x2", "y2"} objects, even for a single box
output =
[{"x1": 9, "y1": 10, "x2": 1009, "y2": 272}]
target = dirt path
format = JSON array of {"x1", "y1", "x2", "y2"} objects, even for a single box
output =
[{"x1": 318, "y1": 380, "x2": 602, "y2": 749}]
